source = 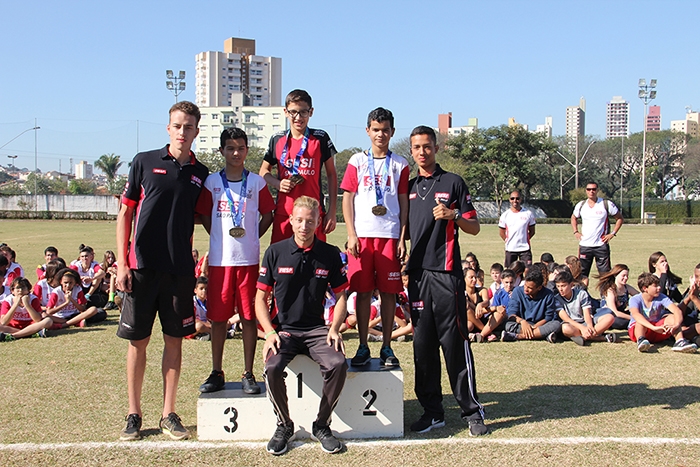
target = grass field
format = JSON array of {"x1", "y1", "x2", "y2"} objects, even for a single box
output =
[{"x1": 0, "y1": 220, "x2": 699, "y2": 466}]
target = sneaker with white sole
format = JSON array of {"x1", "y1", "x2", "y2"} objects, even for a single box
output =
[
  {"x1": 410, "y1": 413, "x2": 445, "y2": 433},
  {"x1": 501, "y1": 330, "x2": 517, "y2": 342},
  {"x1": 637, "y1": 338, "x2": 651, "y2": 352},
  {"x1": 546, "y1": 332, "x2": 558, "y2": 343},
  {"x1": 672, "y1": 338, "x2": 698, "y2": 353},
  {"x1": 311, "y1": 422, "x2": 343, "y2": 454},
  {"x1": 120, "y1": 413, "x2": 142, "y2": 441},
  {"x1": 350, "y1": 343, "x2": 371, "y2": 366},
  {"x1": 267, "y1": 422, "x2": 294, "y2": 455},
  {"x1": 159, "y1": 412, "x2": 190, "y2": 440},
  {"x1": 379, "y1": 346, "x2": 399, "y2": 367}
]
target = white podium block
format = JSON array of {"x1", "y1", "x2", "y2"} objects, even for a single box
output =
[
  {"x1": 197, "y1": 355, "x2": 403, "y2": 441},
  {"x1": 286, "y1": 355, "x2": 404, "y2": 439},
  {"x1": 197, "y1": 382, "x2": 278, "y2": 441}
]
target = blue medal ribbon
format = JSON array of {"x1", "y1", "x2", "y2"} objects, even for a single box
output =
[
  {"x1": 367, "y1": 149, "x2": 391, "y2": 207},
  {"x1": 280, "y1": 127, "x2": 309, "y2": 176},
  {"x1": 220, "y1": 169, "x2": 248, "y2": 229}
]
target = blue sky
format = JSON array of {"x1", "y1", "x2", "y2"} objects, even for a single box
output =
[{"x1": 1, "y1": 0, "x2": 698, "y2": 175}]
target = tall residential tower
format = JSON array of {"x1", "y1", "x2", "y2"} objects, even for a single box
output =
[{"x1": 606, "y1": 96, "x2": 629, "y2": 138}]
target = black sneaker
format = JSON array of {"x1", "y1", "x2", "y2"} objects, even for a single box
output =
[
  {"x1": 467, "y1": 418, "x2": 490, "y2": 436},
  {"x1": 267, "y1": 422, "x2": 294, "y2": 455},
  {"x1": 120, "y1": 413, "x2": 142, "y2": 441},
  {"x1": 546, "y1": 332, "x2": 558, "y2": 343},
  {"x1": 350, "y1": 343, "x2": 371, "y2": 366},
  {"x1": 409, "y1": 413, "x2": 445, "y2": 433},
  {"x1": 159, "y1": 412, "x2": 189, "y2": 440},
  {"x1": 242, "y1": 371, "x2": 261, "y2": 394},
  {"x1": 311, "y1": 422, "x2": 343, "y2": 454},
  {"x1": 199, "y1": 370, "x2": 225, "y2": 393},
  {"x1": 379, "y1": 346, "x2": 399, "y2": 367},
  {"x1": 605, "y1": 333, "x2": 620, "y2": 343},
  {"x1": 104, "y1": 301, "x2": 117, "y2": 310},
  {"x1": 501, "y1": 330, "x2": 517, "y2": 342}
]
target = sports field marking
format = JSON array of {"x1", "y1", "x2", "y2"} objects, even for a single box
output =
[{"x1": 2, "y1": 437, "x2": 700, "y2": 452}]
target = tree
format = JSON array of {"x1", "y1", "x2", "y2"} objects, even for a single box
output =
[
  {"x1": 444, "y1": 125, "x2": 557, "y2": 211},
  {"x1": 196, "y1": 146, "x2": 266, "y2": 174},
  {"x1": 68, "y1": 179, "x2": 97, "y2": 195},
  {"x1": 94, "y1": 153, "x2": 123, "y2": 181}
]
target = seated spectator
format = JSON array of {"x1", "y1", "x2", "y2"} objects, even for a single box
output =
[
  {"x1": 487, "y1": 263, "x2": 504, "y2": 299},
  {"x1": 187, "y1": 276, "x2": 211, "y2": 340},
  {"x1": 545, "y1": 262, "x2": 560, "y2": 291},
  {"x1": 678, "y1": 263, "x2": 700, "y2": 338},
  {"x1": 367, "y1": 290, "x2": 413, "y2": 342},
  {"x1": 629, "y1": 272, "x2": 698, "y2": 353},
  {"x1": 648, "y1": 251, "x2": 683, "y2": 303},
  {"x1": 477, "y1": 268, "x2": 516, "y2": 342},
  {"x1": 33, "y1": 259, "x2": 67, "y2": 311},
  {"x1": 36, "y1": 246, "x2": 58, "y2": 280},
  {"x1": 502, "y1": 269, "x2": 561, "y2": 342},
  {"x1": 69, "y1": 245, "x2": 107, "y2": 307},
  {"x1": 595, "y1": 264, "x2": 637, "y2": 330},
  {"x1": 0, "y1": 246, "x2": 24, "y2": 287},
  {"x1": 465, "y1": 267, "x2": 490, "y2": 337},
  {"x1": 99, "y1": 250, "x2": 119, "y2": 310},
  {"x1": 0, "y1": 277, "x2": 52, "y2": 340},
  {"x1": 565, "y1": 255, "x2": 588, "y2": 289},
  {"x1": 509, "y1": 260, "x2": 525, "y2": 288},
  {"x1": 555, "y1": 270, "x2": 617, "y2": 345},
  {"x1": 464, "y1": 252, "x2": 485, "y2": 287},
  {"x1": 339, "y1": 291, "x2": 358, "y2": 333},
  {"x1": 540, "y1": 252, "x2": 555, "y2": 269},
  {"x1": 46, "y1": 268, "x2": 102, "y2": 329}
]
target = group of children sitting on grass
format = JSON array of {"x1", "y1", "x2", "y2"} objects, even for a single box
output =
[
  {"x1": 464, "y1": 251, "x2": 700, "y2": 353},
  {"x1": 0, "y1": 244, "x2": 115, "y2": 341}
]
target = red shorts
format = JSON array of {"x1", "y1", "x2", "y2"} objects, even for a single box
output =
[
  {"x1": 6, "y1": 319, "x2": 31, "y2": 330},
  {"x1": 347, "y1": 238, "x2": 402, "y2": 294},
  {"x1": 628, "y1": 317, "x2": 673, "y2": 343},
  {"x1": 207, "y1": 265, "x2": 258, "y2": 322},
  {"x1": 271, "y1": 213, "x2": 326, "y2": 244}
]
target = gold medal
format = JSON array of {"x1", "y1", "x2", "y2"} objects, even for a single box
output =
[
  {"x1": 229, "y1": 227, "x2": 246, "y2": 238},
  {"x1": 372, "y1": 205, "x2": 387, "y2": 216},
  {"x1": 289, "y1": 174, "x2": 304, "y2": 185}
]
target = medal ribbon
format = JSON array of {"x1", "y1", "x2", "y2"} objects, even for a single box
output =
[
  {"x1": 280, "y1": 127, "x2": 309, "y2": 176},
  {"x1": 220, "y1": 169, "x2": 248, "y2": 229},
  {"x1": 367, "y1": 149, "x2": 391, "y2": 207}
]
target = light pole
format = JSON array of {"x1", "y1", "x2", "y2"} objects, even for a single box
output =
[
  {"x1": 166, "y1": 70, "x2": 186, "y2": 103},
  {"x1": 638, "y1": 78, "x2": 657, "y2": 223},
  {"x1": 555, "y1": 140, "x2": 595, "y2": 191},
  {"x1": 0, "y1": 126, "x2": 40, "y2": 151}
]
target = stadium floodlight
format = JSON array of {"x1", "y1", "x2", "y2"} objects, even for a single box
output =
[
  {"x1": 638, "y1": 78, "x2": 658, "y2": 224},
  {"x1": 165, "y1": 69, "x2": 186, "y2": 103}
]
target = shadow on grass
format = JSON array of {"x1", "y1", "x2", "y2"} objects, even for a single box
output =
[
  {"x1": 482, "y1": 383, "x2": 700, "y2": 431},
  {"x1": 402, "y1": 383, "x2": 700, "y2": 436}
]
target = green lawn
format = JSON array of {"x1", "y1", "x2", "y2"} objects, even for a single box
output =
[{"x1": 0, "y1": 220, "x2": 699, "y2": 466}]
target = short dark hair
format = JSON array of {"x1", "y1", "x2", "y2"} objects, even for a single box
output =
[
  {"x1": 0, "y1": 255, "x2": 8, "y2": 268},
  {"x1": 57, "y1": 268, "x2": 81, "y2": 285},
  {"x1": 585, "y1": 181, "x2": 598, "y2": 188},
  {"x1": 285, "y1": 89, "x2": 312, "y2": 108},
  {"x1": 490, "y1": 263, "x2": 504, "y2": 273},
  {"x1": 196, "y1": 276, "x2": 208, "y2": 287},
  {"x1": 44, "y1": 246, "x2": 58, "y2": 255},
  {"x1": 554, "y1": 270, "x2": 574, "y2": 284},
  {"x1": 367, "y1": 107, "x2": 394, "y2": 128},
  {"x1": 540, "y1": 252, "x2": 554, "y2": 263},
  {"x1": 169, "y1": 101, "x2": 201, "y2": 125},
  {"x1": 524, "y1": 269, "x2": 544, "y2": 287},
  {"x1": 220, "y1": 127, "x2": 248, "y2": 149},
  {"x1": 500, "y1": 269, "x2": 515, "y2": 280},
  {"x1": 410, "y1": 125, "x2": 437, "y2": 145},
  {"x1": 638, "y1": 272, "x2": 660, "y2": 291}
]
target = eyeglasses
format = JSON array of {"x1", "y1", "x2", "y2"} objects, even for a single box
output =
[
  {"x1": 286, "y1": 109, "x2": 311, "y2": 119},
  {"x1": 586, "y1": 187, "x2": 597, "y2": 191},
  {"x1": 510, "y1": 197, "x2": 520, "y2": 200}
]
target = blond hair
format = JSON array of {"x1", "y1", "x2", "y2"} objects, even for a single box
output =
[{"x1": 293, "y1": 195, "x2": 319, "y2": 213}]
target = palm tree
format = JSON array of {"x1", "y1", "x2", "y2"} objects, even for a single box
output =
[{"x1": 94, "y1": 153, "x2": 123, "y2": 181}]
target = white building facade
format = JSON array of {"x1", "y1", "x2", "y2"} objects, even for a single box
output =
[{"x1": 196, "y1": 106, "x2": 288, "y2": 154}]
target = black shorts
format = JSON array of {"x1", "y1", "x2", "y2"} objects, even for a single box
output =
[{"x1": 117, "y1": 269, "x2": 195, "y2": 341}]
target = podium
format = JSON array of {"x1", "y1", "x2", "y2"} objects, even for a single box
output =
[{"x1": 197, "y1": 355, "x2": 404, "y2": 440}]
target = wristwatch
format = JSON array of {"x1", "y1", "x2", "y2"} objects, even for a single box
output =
[{"x1": 453, "y1": 209, "x2": 461, "y2": 220}]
